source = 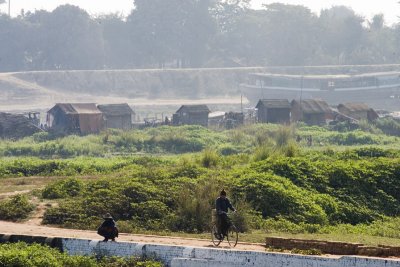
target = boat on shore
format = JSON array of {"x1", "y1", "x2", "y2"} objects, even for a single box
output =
[{"x1": 241, "y1": 72, "x2": 400, "y2": 110}]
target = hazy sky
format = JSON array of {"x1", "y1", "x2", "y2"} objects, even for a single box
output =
[{"x1": 1, "y1": 0, "x2": 399, "y2": 25}]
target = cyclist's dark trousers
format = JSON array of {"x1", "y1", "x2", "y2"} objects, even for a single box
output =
[{"x1": 218, "y1": 213, "x2": 230, "y2": 235}]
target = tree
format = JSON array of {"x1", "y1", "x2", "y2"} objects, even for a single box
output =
[
  {"x1": 128, "y1": 0, "x2": 215, "y2": 68},
  {"x1": 317, "y1": 6, "x2": 366, "y2": 64},
  {"x1": 262, "y1": 3, "x2": 319, "y2": 65},
  {"x1": 97, "y1": 14, "x2": 138, "y2": 69},
  {"x1": 211, "y1": 0, "x2": 250, "y2": 33},
  {"x1": 0, "y1": 15, "x2": 34, "y2": 71},
  {"x1": 39, "y1": 5, "x2": 105, "y2": 70}
]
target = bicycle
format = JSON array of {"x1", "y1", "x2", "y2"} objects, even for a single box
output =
[{"x1": 211, "y1": 211, "x2": 238, "y2": 247}]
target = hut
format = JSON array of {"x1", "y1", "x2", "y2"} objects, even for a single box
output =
[
  {"x1": 256, "y1": 99, "x2": 291, "y2": 124},
  {"x1": 47, "y1": 103, "x2": 103, "y2": 134},
  {"x1": 173, "y1": 105, "x2": 210, "y2": 127},
  {"x1": 97, "y1": 103, "x2": 135, "y2": 130},
  {"x1": 291, "y1": 99, "x2": 332, "y2": 125},
  {"x1": 337, "y1": 103, "x2": 378, "y2": 121},
  {"x1": 0, "y1": 112, "x2": 42, "y2": 139}
]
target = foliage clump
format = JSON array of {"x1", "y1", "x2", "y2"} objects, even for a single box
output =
[
  {"x1": 0, "y1": 242, "x2": 163, "y2": 267},
  {"x1": 0, "y1": 195, "x2": 35, "y2": 221}
]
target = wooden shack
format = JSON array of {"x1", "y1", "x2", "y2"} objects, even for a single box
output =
[
  {"x1": 47, "y1": 103, "x2": 103, "y2": 134},
  {"x1": 173, "y1": 105, "x2": 210, "y2": 127},
  {"x1": 97, "y1": 103, "x2": 135, "y2": 130},
  {"x1": 337, "y1": 103, "x2": 377, "y2": 121},
  {"x1": 291, "y1": 99, "x2": 332, "y2": 125},
  {"x1": 256, "y1": 99, "x2": 291, "y2": 124},
  {"x1": 0, "y1": 112, "x2": 42, "y2": 139}
]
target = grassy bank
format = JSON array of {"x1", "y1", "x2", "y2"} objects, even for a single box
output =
[{"x1": 0, "y1": 122, "x2": 399, "y2": 248}]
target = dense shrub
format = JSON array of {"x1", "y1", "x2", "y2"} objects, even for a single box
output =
[
  {"x1": 200, "y1": 149, "x2": 220, "y2": 168},
  {"x1": 2, "y1": 124, "x2": 398, "y2": 159},
  {"x1": 374, "y1": 117, "x2": 400, "y2": 136},
  {"x1": 36, "y1": 150, "x2": 400, "y2": 232},
  {"x1": 42, "y1": 178, "x2": 84, "y2": 199},
  {"x1": 0, "y1": 195, "x2": 35, "y2": 221},
  {"x1": 0, "y1": 242, "x2": 163, "y2": 267}
]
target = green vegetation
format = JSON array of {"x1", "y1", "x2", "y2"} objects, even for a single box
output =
[
  {"x1": 0, "y1": 195, "x2": 35, "y2": 221},
  {"x1": 0, "y1": 124, "x2": 400, "y2": 247},
  {"x1": 37, "y1": 153, "x2": 400, "y2": 234},
  {"x1": 0, "y1": 124, "x2": 399, "y2": 159},
  {"x1": 0, "y1": 242, "x2": 163, "y2": 267}
]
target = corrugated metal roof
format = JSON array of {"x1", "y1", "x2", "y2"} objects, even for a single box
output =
[
  {"x1": 49, "y1": 103, "x2": 101, "y2": 115},
  {"x1": 256, "y1": 99, "x2": 290, "y2": 109},
  {"x1": 338, "y1": 103, "x2": 370, "y2": 112},
  {"x1": 176, "y1": 105, "x2": 210, "y2": 113},
  {"x1": 97, "y1": 103, "x2": 134, "y2": 116},
  {"x1": 293, "y1": 99, "x2": 331, "y2": 114}
]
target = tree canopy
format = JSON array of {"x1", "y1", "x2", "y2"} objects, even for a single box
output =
[{"x1": 0, "y1": 2, "x2": 399, "y2": 71}]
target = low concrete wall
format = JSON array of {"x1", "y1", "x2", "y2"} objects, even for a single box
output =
[{"x1": 1, "y1": 234, "x2": 399, "y2": 267}]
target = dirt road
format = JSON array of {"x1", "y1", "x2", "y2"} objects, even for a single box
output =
[{"x1": 0, "y1": 221, "x2": 266, "y2": 252}]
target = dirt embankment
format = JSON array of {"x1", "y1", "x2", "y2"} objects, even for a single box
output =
[{"x1": 0, "y1": 67, "x2": 263, "y2": 111}]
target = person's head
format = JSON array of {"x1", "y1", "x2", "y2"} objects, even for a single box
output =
[
  {"x1": 220, "y1": 189, "x2": 227, "y2": 198},
  {"x1": 103, "y1": 213, "x2": 113, "y2": 220}
]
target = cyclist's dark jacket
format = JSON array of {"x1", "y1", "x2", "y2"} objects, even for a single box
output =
[{"x1": 216, "y1": 197, "x2": 235, "y2": 214}]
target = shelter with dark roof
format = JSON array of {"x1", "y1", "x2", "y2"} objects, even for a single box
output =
[
  {"x1": 172, "y1": 105, "x2": 210, "y2": 127},
  {"x1": 0, "y1": 112, "x2": 42, "y2": 139},
  {"x1": 337, "y1": 103, "x2": 378, "y2": 121},
  {"x1": 97, "y1": 103, "x2": 135, "y2": 130},
  {"x1": 47, "y1": 103, "x2": 103, "y2": 134},
  {"x1": 256, "y1": 99, "x2": 291, "y2": 124},
  {"x1": 291, "y1": 99, "x2": 332, "y2": 125}
]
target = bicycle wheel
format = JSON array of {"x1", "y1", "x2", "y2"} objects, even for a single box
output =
[
  {"x1": 211, "y1": 224, "x2": 222, "y2": 246},
  {"x1": 226, "y1": 224, "x2": 238, "y2": 247}
]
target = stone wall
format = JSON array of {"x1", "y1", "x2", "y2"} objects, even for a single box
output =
[{"x1": 0, "y1": 234, "x2": 399, "y2": 267}]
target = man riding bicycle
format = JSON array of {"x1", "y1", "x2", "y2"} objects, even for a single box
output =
[{"x1": 215, "y1": 189, "x2": 236, "y2": 239}]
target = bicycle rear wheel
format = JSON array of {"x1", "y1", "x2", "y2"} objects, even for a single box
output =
[
  {"x1": 211, "y1": 224, "x2": 222, "y2": 246},
  {"x1": 226, "y1": 225, "x2": 238, "y2": 247}
]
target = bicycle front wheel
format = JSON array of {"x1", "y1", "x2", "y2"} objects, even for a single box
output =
[
  {"x1": 211, "y1": 224, "x2": 222, "y2": 246},
  {"x1": 226, "y1": 224, "x2": 238, "y2": 247}
]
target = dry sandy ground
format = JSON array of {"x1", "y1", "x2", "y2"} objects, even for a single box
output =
[{"x1": 0, "y1": 220, "x2": 266, "y2": 252}]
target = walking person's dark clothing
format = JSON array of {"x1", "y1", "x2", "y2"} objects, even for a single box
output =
[
  {"x1": 215, "y1": 189, "x2": 235, "y2": 238},
  {"x1": 97, "y1": 213, "x2": 118, "y2": 242}
]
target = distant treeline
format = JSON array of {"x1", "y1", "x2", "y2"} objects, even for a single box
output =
[{"x1": 0, "y1": 0, "x2": 398, "y2": 72}]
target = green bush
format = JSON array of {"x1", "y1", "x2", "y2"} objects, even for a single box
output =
[
  {"x1": 42, "y1": 178, "x2": 84, "y2": 199},
  {"x1": 0, "y1": 195, "x2": 35, "y2": 221},
  {"x1": 253, "y1": 144, "x2": 273, "y2": 161},
  {"x1": 0, "y1": 242, "x2": 163, "y2": 267},
  {"x1": 275, "y1": 126, "x2": 294, "y2": 147},
  {"x1": 169, "y1": 177, "x2": 225, "y2": 233},
  {"x1": 200, "y1": 149, "x2": 220, "y2": 168},
  {"x1": 374, "y1": 117, "x2": 400, "y2": 136}
]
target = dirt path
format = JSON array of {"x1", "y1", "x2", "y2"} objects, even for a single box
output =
[
  {"x1": 0, "y1": 220, "x2": 266, "y2": 252},
  {"x1": 0, "y1": 190, "x2": 31, "y2": 199}
]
